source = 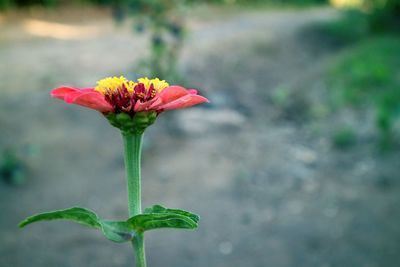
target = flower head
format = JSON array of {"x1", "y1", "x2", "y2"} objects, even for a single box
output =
[{"x1": 51, "y1": 76, "x2": 209, "y2": 134}]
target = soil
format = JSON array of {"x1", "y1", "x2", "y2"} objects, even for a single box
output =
[{"x1": 0, "y1": 6, "x2": 399, "y2": 267}]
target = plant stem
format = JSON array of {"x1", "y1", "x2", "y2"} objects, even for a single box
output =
[
  {"x1": 132, "y1": 232, "x2": 146, "y2": 266},
  {"x1": 123, "y1": 133, "x2": 143, "y2": 216},
  {"x1": 123, "y1": 132, "x2": 147, "y2": 267}
]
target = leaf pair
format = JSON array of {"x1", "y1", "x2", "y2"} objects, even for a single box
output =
[{"x1": 19, "y1": 205, "x2": 199, "y2": 243}]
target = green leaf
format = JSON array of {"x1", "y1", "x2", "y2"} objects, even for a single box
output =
[
  {"x1": 19, "y1": 207, "x2": 101, "y2": 229},
  {"x1": 129, "y1": 205, "x2": 199, "y2": 232},
  {"x1": 19, "y1": 205, "x2": 199, "y2": 241},
  {"x1": 19, "y1": 207, "x2": 135, "y2": 243},
  {"x1": 144, "y1": 205, "x2": 200, "y2": 223}
]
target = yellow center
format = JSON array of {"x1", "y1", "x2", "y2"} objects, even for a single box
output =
[
  {"x1": 94, "y1": 76, "x2": 133, "y2": 95},
  {"x1": 137, "y1": 77, "x2": 169, "y2": 92},
  {"x1": 95, "y1": 76, "x2": 169, "y2": 95}
]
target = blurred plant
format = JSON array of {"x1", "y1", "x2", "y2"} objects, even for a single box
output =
[
  {"x1": 0, "y1": 0, "x2": 329, "y2": 10},
  {"x1": 112, "y1": 0, "x2": 188, "y2": 83},
  {"x1": 313, "y1": 9, "x2": 370, "y2": 45},
  {"x1": 19, "y1": 76, "x2": 208, "y2": 267},
  {"x1": 332, "y1": 126, "x2": 357, "y2": 149},
  {"x1": 330, "y1": 0, "x2": 400, "y2": 34},
  {"x1": 328, "y1": 36, "x2": 400, "y2": 149},
  {"x1": 366, "y1": 0, "x2": 400, "y2": 33},
  {"x1": 190, "y1": 0, "x2": 328, "y2": 5},
  {"x1": 0, "y1": 148, "x2": 26, "y2": 185},
  {"x1": 271, "y1": 86, "x2": 290, "y2": 106},
  {"x1": 376, "y1": 88, "x2": 400, "y2": 149},
  {"x1": 0, "y1": 0, "x2": 12, "y2": 9}
]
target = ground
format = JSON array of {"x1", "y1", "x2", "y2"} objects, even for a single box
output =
[{"x1": 0, "y1": 5, "x2": 399, "y2": 267}]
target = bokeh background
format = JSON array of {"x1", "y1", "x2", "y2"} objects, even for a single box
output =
[{"x1": 1, "y1": 0, "x2": 399, "y2": 267}]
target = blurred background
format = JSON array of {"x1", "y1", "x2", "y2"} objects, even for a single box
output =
[{"x1": 0, "y1": 0, "x2": 399, "y2": 266}]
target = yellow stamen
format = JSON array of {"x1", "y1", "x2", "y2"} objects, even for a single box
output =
[
  {"x1": 95, "y1": 76, "x2": 135, "y2": 95},
  {"x1": 137, "y1": 77, "x2": 169, "y2": 92}
]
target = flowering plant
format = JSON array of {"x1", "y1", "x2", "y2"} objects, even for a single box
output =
[{"x1": 19, "y1": 76, "x2": 208, "y2": 267}]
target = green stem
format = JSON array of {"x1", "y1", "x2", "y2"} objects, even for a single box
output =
[
  {"x1": 123, "y1": 133, "x2": 143, "y2": 216},
  {"x1": 132, "y1": 232, "x2": 146, "y2": 267},
  {"x1": 123, "y1": 133, "x2": 147, "y2": 267}
]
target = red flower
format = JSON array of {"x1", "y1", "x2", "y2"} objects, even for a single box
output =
[{"x1": 51, "y1": 77, "x2": 208, "y2": 114}]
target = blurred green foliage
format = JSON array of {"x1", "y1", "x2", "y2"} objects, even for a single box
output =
[
  {"x1": 316, "y1": 0, "x2": 400, "y2": 149},
  {"x1": 189, "y1": 0, "x2": 328, "y2": 5},
  {"x1": 315, "y1": 10, "x2": 370, "y2": 45},
  {"x1": 0, "y1": 149, "x2": 26, "y2": 185},
  {"x1": 0, "y1": 0, "x2": 89, "y2": 9},
  {"x1": 328, "y1": 36, "x2": 400, "y2": 148},
  {"x1": 367, "y1": 0, "x2": 400, "y2": 33},
  {"x1": 312, "y1": 0, "x2": 399, "y2": 46},
  {"x1": 0, "y1": 0, "x2": 328, "y2": 10},
  {"x1": 333, "y1": 127, "x2": 357, "y2": 149},
  {"x1": 111, "y1": 0, "x2": 187, "y2": 82}
]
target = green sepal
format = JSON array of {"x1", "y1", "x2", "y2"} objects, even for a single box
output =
[
  {"x1": 105, "y1": 111, "x2": 157, "y2": 135},
  {"x1": 99, "y1": 220, "x2": 135, "y2": 243},
  {"x1": 128, "y1": 205, "x2": 199, "y2": 232},
  {"x1": 19, "y1": 207, "x2": 135, "y2": 243}
]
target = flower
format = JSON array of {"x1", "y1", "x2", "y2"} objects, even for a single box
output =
[
  {"x1": 51, "y1": 76, "x2": 208, "y2": 114},
  {"x1": 51, "y1": 76, "x2": 209, "y2": 134}
]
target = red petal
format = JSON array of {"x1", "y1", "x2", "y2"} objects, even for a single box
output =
[
  {"x1": 158, "y1": 94, "x2": 209, "y2": 111},
  {"x1": 158, "y1": 86, "x2": 190, "y2": 103},
  {"x1": 51, "y1": 87, "x2": 94, "y2": 99},
  {"x1": 51, "y1": 86, "x2": 80, "y2": 100},
  {"x1": 51, "y1": 87, "x2": 112, "y2": 112},
  {"x1": 134, "y1": 97, "x2": 160, "y2": 112},
  {"x1": 70, "y1": 92, "x2": 113, "y2": 112}
]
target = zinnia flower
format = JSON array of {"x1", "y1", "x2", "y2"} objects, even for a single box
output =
[
  {"x1": 51, "y1": 76, "x2": 208, "y2": 114},
  {"x1": 51, "y1": 76, "x2": 209, "y2": 134}
]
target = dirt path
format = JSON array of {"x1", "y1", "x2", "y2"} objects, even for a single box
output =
[{"x1": 1, "y1": 6, "x2": 399, "y2": 267}]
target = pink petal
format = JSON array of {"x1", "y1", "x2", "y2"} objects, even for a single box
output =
[
  {"x1": 147, "y1": 97, "x2": 164, "y2": 110},
  {"x1": 158, "y1": 94, "x2": 209, "y2": 111},
  {"x1": 134, "y1": 97, "x2": 160, "y2": 112},
  {"x1": 158, "y1": 86, "x2": 190, "y2": 103},
  {"x1": 70, "y1": 92, "x2": 113, "y2": 112},
  {"x1": 51, "y1": 87, "x2": 112, "y2": 112},
  {"x1": 51, "y1": 86, "x2": 79, "y2": 100}
]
